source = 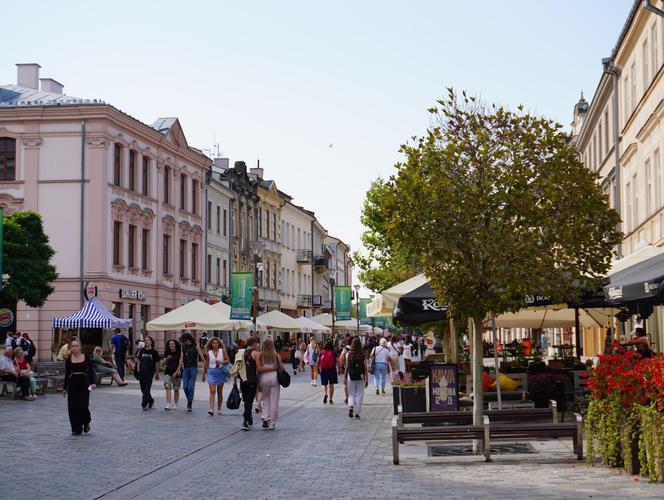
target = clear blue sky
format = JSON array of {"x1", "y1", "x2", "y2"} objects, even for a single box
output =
[{"x1": 2, "y1": 0, "x2": 632, "y2": 292}]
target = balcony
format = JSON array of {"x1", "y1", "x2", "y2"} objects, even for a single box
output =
[
  {"x1": 313, "y1": 256, "x2": 329, "y2": 272},
  {"x1": 296, "y1": 249, "x2": 312, "y2": 263},
  {"x1": 297, "y1": 294, "x2": 312, "y2": 308}
]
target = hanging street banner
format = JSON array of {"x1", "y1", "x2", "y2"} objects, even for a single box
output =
[
  {"x1": 230, "y1": 272, "x2": 253, "y2": 320},
  {"x1": 359, "y1": 298, "x2": 371, "y2": 324},
  {"x1": 335, "y1": 286, "x2": 352, "y2": 321}
]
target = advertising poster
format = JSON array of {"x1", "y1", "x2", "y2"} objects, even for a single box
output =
[
  {"x1": 334, "y1": 286, "x2": 352, "y2": 321},
  {"x1": 230, "y1": 272, "x2": 253, "y2": 320},
  {"x1": 428, "y1": 363, "x2": 459, "y2": 412}
]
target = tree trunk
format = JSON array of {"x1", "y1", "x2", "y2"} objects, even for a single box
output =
[
  {"x1": 470, "y1": 315, "x2": 484, "y2": 453},
  {"x1": 445, "y1": 318, "x2": 458, "y2": 363}
]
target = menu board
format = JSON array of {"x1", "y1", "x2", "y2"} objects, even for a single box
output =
[{"x1": 428, "y1": 363, "x2": 459, "y2": 412}]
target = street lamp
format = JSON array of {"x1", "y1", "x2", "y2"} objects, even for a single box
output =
[
  {"x1": 250, "y1": 240, "x2": 265, "y2": 334},
  {"x1": 354, "y1": 284, "x2": 361, "y2": 337},
  {"x1": 327, "y1": 268, "x2": 336, "y2": 337}
]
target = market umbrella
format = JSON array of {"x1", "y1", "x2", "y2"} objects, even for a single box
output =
[
  {"x1": 210, "y1": 301, "x2": 263, "y2": 331},
  {"x1": 146, "y1": 300, "x2": 233, "y2": 331},
  {"x1": 393, "y1": 281, "x2": 447, "y2": 325},
  {"x1": 368, "y1": 274, "x2": 428, "y2": 317},
  {"x1": 493, "y1": 305, "x2": 615, "y2": 329},
  {"x1": 295, "y1": 316, "x2": 331, "y2": 333},
  {"x1": 255, "y1": 310, "x2": 302, "y2": 331}
]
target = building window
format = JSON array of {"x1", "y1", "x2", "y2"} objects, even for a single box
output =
[
  {"x1": 128, "y1": 224, "x2": 136, "y2": 268},
  {"x1": 604, "y1": 110, "x2": 610, "y2": 152},
  {"x1": 207, "y1": 253, "x2": 212, "y2": 284},
  {"x1": 624, "y1": 74, "x2": 630, "y2": 122},
  {"x1": 655, "y1": 149, "x2": 662, "y2": 210},
  {"x1": 179, "y1": 239, "x2": 187, "y2": 277},
  {"x1": 128, "y1": 150, "x2": 136, "y2": 191},
  {"x1": 162, "y1": 235, "x2": 170, "y2": 274},
  {"x1": 643, "y1": 38, "x2": 650, "y2": 89},
  {"x1": 113, "y1": 221, "x2": 122, "y2": 266},
  {"x1": 223, "y1": 259, "x2": 227, "y2": 286},
  {"x1": 216, "y1": 257, "x2": 221, "y2": 285},
  {"x1": 647, "y1": 159, "x2": 653, "y2": 216},
  {"x1": 0, "y1": 138, "x2": 16, "y2": 181},
  {"x1": 652, "y1": 23, "x2": 659, "y2": 76},
  {"x1": 207, "y1": 201, "x2": 212, "y2": 230},
  {"x1": 191, "y1": 243, "x2": 198, "y2": 280},
  {"x1": 216, "y1": 206, "x2": 221, "y2": 233},
  {"x1": 113, "y1": 143, "x2": 122, "y2": 186},
  {"x1": 141, "y1": 228, "x2": 149, "y2": 271},
  {"x1": 164, "y1": 166, "x2": 170, "y2": 204},
  {"x1": 626, "y1": 182, "x2": 632, "y2": 233},
  {"x1": 223, "y1": 208, "x2": 227, "y2": 236},
  {"x1": 180, "y1": 173, "x2": 187, "y2": 210},
  {"x1": 633, "y1": 173, "x2": 639, "y2": 228},
  {"x1": 265, "y1": 209, "x2": 270, "y2": 238},
  {"x1": 142, "y1": 156, "x2": 149, "y2": 196},
  {"x1": 192, "y1": 179, "x2": 198, "y2": 214},
  {"x1": 631, "y1": 63, "x2": 636, "y2": 114}
]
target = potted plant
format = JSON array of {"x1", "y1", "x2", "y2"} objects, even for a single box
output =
[{"x1": 392, "y1": 379, "x2": 427, "y2": 414}]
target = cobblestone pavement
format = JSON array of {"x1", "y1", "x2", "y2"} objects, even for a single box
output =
[{"x1": 2, "y1": 370, "x2": 663, "y2": 500}]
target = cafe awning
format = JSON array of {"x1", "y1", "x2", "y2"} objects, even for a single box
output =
[
  {"x1": 52, "y1": 299, "x2": 131, "y2": 329},
  {"x1": 603, "y1": 246, "x2": 664, "y2": 305}
]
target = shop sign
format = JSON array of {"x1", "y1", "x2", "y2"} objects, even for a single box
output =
[
  {"x1": 119, "y1": 289, "x2": 147, "y2": 301},
  {"x1": 429, "y1": 364, "x2": 459, "y2": 412},
  {"x1": 84, "y1": 281, "x2": 97, "y2": 300}
]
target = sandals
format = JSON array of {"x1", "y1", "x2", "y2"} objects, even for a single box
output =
[{"x1": 208, "y1": 411, "x2": 214, "y2": 416}]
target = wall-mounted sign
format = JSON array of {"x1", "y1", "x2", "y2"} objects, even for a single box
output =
[
  {"x1": 119, "y1": 289, "x2": 147, "y2": 301},
  {"x1": 84, "y1": 281, "x2": 97, "y2": 300},
  {"x1": 312, "y1": 295, "x2": 322, "y2": 306}
]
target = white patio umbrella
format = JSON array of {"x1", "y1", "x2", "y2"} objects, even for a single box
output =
[
  {"x1": 493, "y1": 305, "x2": 616, "y2": 329},
  {"x1": 146, "y1": 299, "x2": 232, "y2": 331},
  {"x1": 295, "y1": 316, "x2": 331, "y2": 333},
  {"x1": 210, "y1": 301, "x2": 264, "y2": 331},
  {"x1": 311, "y1": 313, "x2": 333, "y2": 327},
  {"x1": 368, "y1": 274, "x2": 428, "y2": 317},
  {"x1": 256, "y1": 310, "x2": 302, "y2": 331}
]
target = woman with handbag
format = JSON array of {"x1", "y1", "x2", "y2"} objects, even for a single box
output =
[
  {"x1": 256, "y1": 338, "x2": 284, "y2": 430},
  {"x1": 370, "y1": 338, "x2": 390, "y2": 395},
  {"x1": 205, "y1": 338, "x2": 230, "y2": 416},
  {"x1": 63, "y1": 339, "x2": 96, "y2": 435},
  {"x1": 306, "y1": 339, "x2": 319, "y2": 386}
]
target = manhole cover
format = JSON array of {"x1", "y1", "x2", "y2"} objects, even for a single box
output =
[{"x1": 428, "y1": 443, "x2": 537, "y2": 456}]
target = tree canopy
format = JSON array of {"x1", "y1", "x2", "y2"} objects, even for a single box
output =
[
  {"x1": 374, "y1": 90, "x2": 621, "y2": 322},
  {"x1": 2, "y1": 211, "x2": 58, "y2": 308}
]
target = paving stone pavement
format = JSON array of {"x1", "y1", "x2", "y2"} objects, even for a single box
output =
[{"x1": 2, "y1": 370, "x2": 664, "y2": 500}]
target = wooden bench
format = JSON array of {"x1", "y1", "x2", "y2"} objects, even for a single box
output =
[
  {"x1": 33, "y1": 361, "x2": 66, "y2": 392},
  {"x1": 392, "y1": 414, "x2": 491, "y2": 464},
  {"x1": 488, "y1": 413, "x2": 584, "y2": 460}
]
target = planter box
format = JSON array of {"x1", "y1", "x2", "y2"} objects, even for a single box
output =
[{"x1": 392, "y1": 386, "x2": 427, "y2": 415}]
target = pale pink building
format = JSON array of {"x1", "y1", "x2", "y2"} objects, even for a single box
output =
[{"x1": 0, "y1": 63, "x2": 210, "y2": 359}]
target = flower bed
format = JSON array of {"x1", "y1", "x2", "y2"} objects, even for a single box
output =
[{"x1": 585, "y1": 348, "x2": 664, "y2": 481}]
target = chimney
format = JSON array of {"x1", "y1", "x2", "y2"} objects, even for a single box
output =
[
  {"x1": 16, "y1": 63, "x2": 41, "y2": 89},
  {"x1": 40, "y1": 78, "x2": 64, "y2": 94},
  {"x1": 250, "y1": 167, "x2": 264, "y2": 179}
]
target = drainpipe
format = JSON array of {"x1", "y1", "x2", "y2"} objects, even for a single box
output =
[
  {"x1": 310, "y1": 219, "x2": 315, "y2": 317},
  {"x1": 79, "y1": 120, "x2": 86, "y2": 307},
  {"x1": 603, "y1": 58, "x2": 622, "y2": 257},
  {"x1": 643, "y1": 0, "x2": 664, "y2": 18}
]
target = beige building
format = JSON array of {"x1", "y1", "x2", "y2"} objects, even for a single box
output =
[{"x1": 572, "y1": 0, "x2": 664, "y2": 354}]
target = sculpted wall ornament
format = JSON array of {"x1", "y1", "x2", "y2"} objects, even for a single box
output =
[
  {"x1": 128, "y1": 203, "x2": 142, "y2": 225},
  {"x1": 87, "y1": 135, "x2": 112, "y2": 149},
  {"x1": 111, "y1": 198, "x2": 128, "y2": 220},
  {"x1": 162, "y1": 215, "x2": 176, "y2": 234},
  {"x1": 142, "y1": 208, "x2": 155, "y2": 227},
  {"x1": 21, "y1": 136, "x2": 43, "y2": 149}
]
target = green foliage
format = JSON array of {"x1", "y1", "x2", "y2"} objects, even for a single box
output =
[
  {"x1": 621, "y1": 407, "x2": 641, "y2": 475},
  {"x1": 353, "y1": 177, "x2": 418, "y2": 292},
  {"x1": 585, "y1": 394, "x2": 624, "y2": 467},
  {"x1": 2, "y1": 211, "x2": 58, "y2": 307},
  {"x1": 371, "y1": 89, "x2": 621, "y2": 321},
  {"x1": 639, "y1": 405, "x2": 664, "y2": 482}
]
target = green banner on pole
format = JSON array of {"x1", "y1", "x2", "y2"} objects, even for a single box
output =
[
  {"x1": 359, "y1": 298, "x2": 371, "y2": 323},
  {"x1": 230, "y1": 272, "x2": 253, "y2": 320},
  {"x1": 335, "y1": 286, "x2": 352, "y2": 321}
]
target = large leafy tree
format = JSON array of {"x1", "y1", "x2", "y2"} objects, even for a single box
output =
[
  {"x1": 2, "y1": 211, "x2": 58, "y2": 307},
  {"x1": 376, "y1": 90, "x2": 621, "y2": 432},
  {"x1": 353, "y1": 178, "x2": 418, "y2": 293}
]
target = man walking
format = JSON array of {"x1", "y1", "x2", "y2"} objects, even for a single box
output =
[{"x1": 111, "y1": 330, "x2": 129, "y2": 381}]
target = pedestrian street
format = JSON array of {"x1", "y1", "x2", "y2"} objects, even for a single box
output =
[{"x1": 2, "y1": 372, "x2": 663, "y2": 500}]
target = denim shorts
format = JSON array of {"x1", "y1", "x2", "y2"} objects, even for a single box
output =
[{"x1": 163, "y1": 374, "x2": 181, "y2": 390}]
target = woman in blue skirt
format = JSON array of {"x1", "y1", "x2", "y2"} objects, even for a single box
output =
[{"x1": 205, "y1": 338, "x2": 230, "y2": 416}]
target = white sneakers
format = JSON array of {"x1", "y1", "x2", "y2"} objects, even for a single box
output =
[
  {"x1": 172, "y1": 403, "x2": 178, "y2": 410},
  {"x1": 164, "y1": 403, "x2": 171, "y2": 411}
]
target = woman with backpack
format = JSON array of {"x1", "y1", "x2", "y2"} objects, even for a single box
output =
[
  {"x1": 370, "y1": 338, "x2": 390, "y2": 395},
  {"x1": 317, "y1": 340, "x2": 337, "y2": 404},
  {"x1": 344, "y1": 337, "x2": 368, "y2": 418},
  {"x1": 306, "y1": 338, "x2": 320, "y2": 386}
]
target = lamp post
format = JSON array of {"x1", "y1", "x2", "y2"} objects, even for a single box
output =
[
  {"x1": 327, "y1": 269, "x2": 336, "y2": 338},
  {"x1": 354, "y1": 284, "x2": 360, "y2": 337},
  {"x1": 251, "y1": 240, "x2": 265, "y2": 335}
]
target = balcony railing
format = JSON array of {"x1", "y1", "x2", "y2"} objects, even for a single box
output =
[
  {"x1": 296, "y1": 249, "x2": 312, "y2": 263},
  {"x1": 297, "y1": 294, "x2": 312, "y2": 307},
  {"x1": 313, "y1": 256, "x2": 329, "y2": 272}
]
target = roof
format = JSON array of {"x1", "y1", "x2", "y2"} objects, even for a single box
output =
[{"x1": 0, "y1": 84, "x2": 102, "y2": 107}]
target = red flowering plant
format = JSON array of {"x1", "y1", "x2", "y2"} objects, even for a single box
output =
[{"x1": 587, "y1": 345, "x2": 664, "y2": 410}]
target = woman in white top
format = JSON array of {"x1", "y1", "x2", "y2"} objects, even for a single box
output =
[
  {"x1": 257, "y1": 338, "x2": 284, "y2": 430},
  {"x1": 388, "y1": 336, "x2": 405, "y2": 382},
  {"x1": 370, "y1": 338, "x2": 390, "y2": 395},
  {"x1": 306, "y1": 339, "x2": 320, "y2": 386},
  {"x1": 205, "y1": 338, "x2": 230, "y2": 416}
]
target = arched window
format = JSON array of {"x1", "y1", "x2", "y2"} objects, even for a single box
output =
[{"x1": 0, "y1": 138, "x2": 16, "y2": 181}]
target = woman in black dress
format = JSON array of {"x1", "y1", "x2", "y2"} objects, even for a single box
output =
[
  {"x1": 136, "y1": 336, "x2": 160, "y2": 411},
  {"x1": 63, "y1": 339, "x2": 97, "y2": 436}
]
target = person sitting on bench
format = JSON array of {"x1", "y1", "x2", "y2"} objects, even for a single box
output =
[
  {"x1": 0, "y1": 346, "x2": 33, "y2": 400},
  {"x1": 92, "y1": 347, "x2": 128, "y2": 386}
]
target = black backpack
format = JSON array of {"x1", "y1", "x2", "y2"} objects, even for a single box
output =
[
  {"x1": 119, "y1": 335, "x2": 130, "y2": 355},
  {"x1": 348, "y1": 357, "x2": 364, "y2": 381}
]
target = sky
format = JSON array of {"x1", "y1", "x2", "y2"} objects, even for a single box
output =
[{"x1": 2, "y1": 0, "x2": 633, "y2": 293}]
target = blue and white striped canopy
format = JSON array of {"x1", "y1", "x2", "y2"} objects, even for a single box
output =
[{"x1": 52, "y1": 299, "x2": 131, "y2": 329}]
